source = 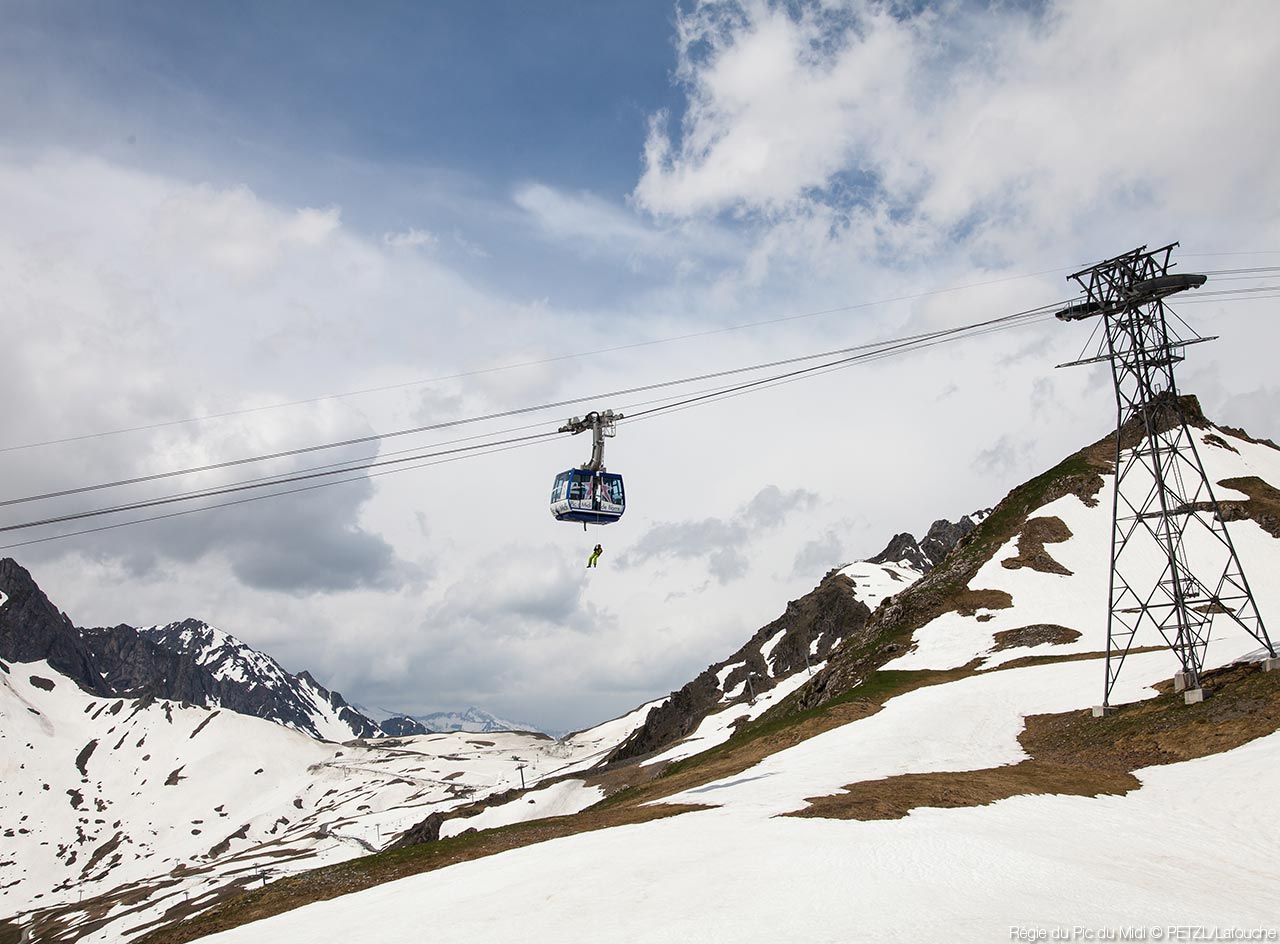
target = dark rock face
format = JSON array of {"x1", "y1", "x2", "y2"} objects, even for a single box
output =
[
  {"x1": 380, "y1": 716, "x2": 430, "y2": 737},
  {"x1": 390, "y1": 811, "x2": 445, "y2": 849},
  {"x1": 613, "y1": 668, "x2": 725, "y2": 763},
  {"x1": 81, "y1": 623, "x2": 216, "y2": 706},
  {"x1": 0, "y1": 558, "x2": 384, "y2": 741},
  {"x1": 868, "y1": 532, "x2": 932, "y2": 572},
  {"x1": 0, "y1": 558, "x2": 110, "y2": 695},
  {"x1": 869, "y1": 514, "x2": 983, "y2": 574},
  {"x1": 611, "y1": 569, "x2": 873, "y2": 763}
]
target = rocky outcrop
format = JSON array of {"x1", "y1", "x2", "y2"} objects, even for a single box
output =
[
  {"x1": 389, "y1": 811, "x2": 445, "y2": 849},
  {"x1": 0, "y1": 558, "x2": 109, "y2": 695},
  {"x1": 869, "y1": 514, "x2": 983, "y2": 574},
  {"x1": 81, "y1": 623, "x2": 215, "y2": 705},
  {"x1": 1, "y1": 558, "x2": 386, "y2": 741},
  {"x1": 608, "y1": 511, "x2": 988, "y2": 765},
  {"x1": 379, "y1": 716, "x2": 431, "y2": 737},
  {"x1": 611, "y1": 569, "x2": 873, "y2": 763}
]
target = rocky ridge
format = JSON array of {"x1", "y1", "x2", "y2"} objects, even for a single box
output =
[
  {"x1": 611, "y1": 512, "x2": 982, "y2": 763},
  {"x1": 0, "y1": 560, "x2": 382, "y2": 741}
]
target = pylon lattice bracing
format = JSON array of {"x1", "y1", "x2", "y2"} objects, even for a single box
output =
[{"x1": 1057, "y1": 243, "x2": 1275, "y2": 705}]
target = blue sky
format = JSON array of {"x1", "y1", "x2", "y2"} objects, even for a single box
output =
[
  {"x1": 3, "y1": 0, "x2": 1280, "y2": 730},
  {"x1": 5, "y1": 1, "x2": 680, "y2": 194},
  {"x1": 3, "y1": 1, "x2": 694, "y2": 309}
]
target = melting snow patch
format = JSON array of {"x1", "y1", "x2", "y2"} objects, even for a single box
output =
[
  {"x1": 715, "y1": 662, "x2": 744, "y2": 690},
  {"x1": 759, "y1": 628, "x2": 787, "y2": 674},
  {"x1": 838, "y1": 561, "x2": 922, "y2": 611}
]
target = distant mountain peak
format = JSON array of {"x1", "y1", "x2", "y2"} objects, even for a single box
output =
[
  {"x1": 413, "y1": 706, "x2": 541, "y2": 734},
  {"x1": 868, "y1": 512, "x2": 988, "y2": 574},
  {"x1": 139, "y1": 619, "x2": 292, "y2": 690},
  {"x1": 0, "y1": 561, "x2": 385, "y2": 743}
]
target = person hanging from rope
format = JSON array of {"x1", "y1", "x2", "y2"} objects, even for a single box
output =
[{"x1": 587, "y1": 544, "x2": 603, "y2": 568}]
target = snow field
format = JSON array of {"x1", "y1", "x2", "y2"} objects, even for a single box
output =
[
  {"x1": 3, "y1": 666, "x2": 655, "y2": 943},
  {"x1": 837, "y1": 560, "x2": 922, "y2": 612},
  {"x1": 193, "y1": 728, "x2": 1280, "y2": 944},
  {"x1": 438, "y1": 779, "x2": 605, "y2": 840}
]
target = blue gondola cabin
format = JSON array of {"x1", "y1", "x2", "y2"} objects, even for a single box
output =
[{"x1": 550, "y1": 470, "x2": 625, "y2": 525}]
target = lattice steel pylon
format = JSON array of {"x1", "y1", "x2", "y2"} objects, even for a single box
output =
[{"x1": 1056, "y1": 242, "x2": 1275, "y2": 707}]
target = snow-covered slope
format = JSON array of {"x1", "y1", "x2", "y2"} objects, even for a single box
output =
[
  {"x1": 191, "y1": 728, "x2": 1280, "y2": 944},
  {"x1": 887, "y1": 424, "x2": 1280, "y2": 675},
  {"x1": 168, "y1": 414, "x2": 1280, "y2": 944},
  {"x1": 3, "y1": 659, "x2": 648, "y2": 943}
]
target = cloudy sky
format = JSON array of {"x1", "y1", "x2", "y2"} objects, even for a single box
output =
[{"x1": 2, "y1": 0, "x2": 1279, "y2": 732}]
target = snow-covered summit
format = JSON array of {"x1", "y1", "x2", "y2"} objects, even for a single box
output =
[
  {"x1": 414, "y1": 706, "x2": 542, "y2": 734},
  {"x1": 0, "y1": 559, "x2": 386, "y2": 744},
  {"x1": 140, "y1": 618, "x2": 292, "y2": 689},
  {"x1": 125, "y1": 618, "x2": 383, "y2": 741}
]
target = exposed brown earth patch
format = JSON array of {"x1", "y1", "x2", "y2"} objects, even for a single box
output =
[
  {"x1": 793, "y1": 661, "x2": 1280, "y2": 822},
  {"x1": 953, "y1": 588, "x2": 1013, "y2": 617},
  {"x1": 991, "y1": 624, "x2": 1082, "y2": 651},
  {"x1": 1000, "y1": 516, "x2": 1073, "y2": 575},
  {"x1": 795, "y1": 761, "x2": 1139, "y2": 821},
  {"x1": 1213, "y1": 476, "x2": 1280, "y2": 539},
  {"x1": 1203, "y1": 433, "x2": 1238, "y2": 453},
  {"x1": 1215, "y1": 425, "x2": 1280, "y2": 452}
]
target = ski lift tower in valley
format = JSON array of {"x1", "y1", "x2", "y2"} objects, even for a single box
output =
[{"x1": 1055, "y1": 243, "x2": 1276, "y2": 713}]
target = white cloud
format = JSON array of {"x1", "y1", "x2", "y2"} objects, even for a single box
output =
[
  {"x1": 619, "y1": 485, "x2": 819, "y2": 583},
  {"x1": 634, "y1": 0, "x2": 1280, "y2": 270},
  {"x1": 513, "y1": 180, "x2": 740, "y2": 271},
  {"x1": 636, "y1": 0, "x2": 919, "y2": 218},
  {"x1": 383, "y1": 227, "x2": 438, "y2": 250}
]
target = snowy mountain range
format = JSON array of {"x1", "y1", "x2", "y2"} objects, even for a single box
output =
[
  {"x1": 5, "y1": 395, "x2": 1280, "y2": 943},
  {"x1": 411, "y1": 707, "x2": 543, "y2": 734},
  {"x1": 0, "y1": 565, "x2": 382, "y2": 742},
  {"x1": 0, "y1": 571, "x2": 536, "y2": 746},
  {"x1": 352, "y1": 703, "x2": 541, "y2": 736}
]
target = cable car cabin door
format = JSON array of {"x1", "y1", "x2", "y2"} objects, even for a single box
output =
[{"x1": 550, "y1": 470, "x2": 625, "y2": 525}]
